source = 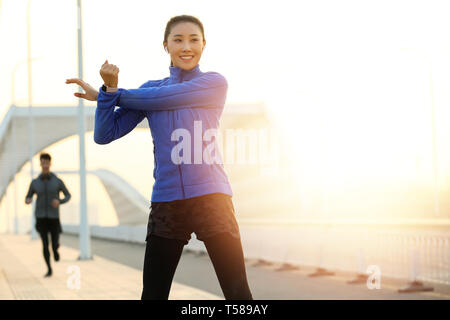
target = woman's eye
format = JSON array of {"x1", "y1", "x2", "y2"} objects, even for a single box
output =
[{"x1": 174, "y1": 39, "x2": 198, "y2": 43}]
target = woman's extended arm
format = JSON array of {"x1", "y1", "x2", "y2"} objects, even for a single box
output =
[
  {"x1": 101, "y1": 72, "x2": 228, "y2": 112},
  {"x1": 93, "y1": 80, "x2": 165, "y2": 144},
  {"x1": 66, "y1": 77, "x2": 151, "y2": 145}
]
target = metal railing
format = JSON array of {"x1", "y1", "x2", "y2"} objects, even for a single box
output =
[{"x1": 237, "y1": 218, "x2": 450, "y2": 290}]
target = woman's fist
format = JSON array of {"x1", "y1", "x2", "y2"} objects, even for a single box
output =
[
  {"x1": 100, "y1": 60, "x2": 119, "y2": 88},
  {"x1": 65, "y1": 78, "x2": 98, "y2": 101}
]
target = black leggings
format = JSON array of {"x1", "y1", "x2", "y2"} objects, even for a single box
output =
[
  {"x1": 38, "y1": 228, "x2": 59, "y2": 271},
  {"x1": 141, "y1": 232, "x2": 253, "y2": 300}
]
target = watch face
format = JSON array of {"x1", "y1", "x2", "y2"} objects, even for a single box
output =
[{"x1": 102, "y1": 85, "x2": 107, "y2": 92}]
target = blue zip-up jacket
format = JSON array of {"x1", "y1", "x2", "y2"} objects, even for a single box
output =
[{"x1": 94, "y1": 64, "x2": 233, "y2": 202}]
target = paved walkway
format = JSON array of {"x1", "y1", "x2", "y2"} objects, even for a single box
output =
[
  {"x1": 61, "y1": 233, "x2": 450, "y2": 300},
  {"x1": 0, "y1": 234, "x2": 221, "y2": 300}
]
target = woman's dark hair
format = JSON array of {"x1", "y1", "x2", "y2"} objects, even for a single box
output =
[
  {"x1": 40, "y1": 153, "x2": 51, "y2": 162},
  {"x1": 164, "y1": 15, "x2": 205, "y2": 67}
]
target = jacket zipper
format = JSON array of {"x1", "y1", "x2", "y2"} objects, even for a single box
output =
[
  {"x1": 178, "y1": 162, "x2": 185, "y2": 199},
  {"x1": 178, "y1": 73, "x2": 186, "y2": 199},
  {"x1": 172, "y1": 75, "x2": 186, "y2": 199},
  {"x1": 44, "y1": 178, "x2": 49, "y2": 217},
  {"x1": 153, "y1": 144, "x2": 158, "y2": 176}
]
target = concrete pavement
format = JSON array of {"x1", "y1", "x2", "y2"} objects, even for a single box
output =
[
  {"x1": 0, "y1": 234, "x2": 221, "y2": 300},
  {"x1": 1, "y1": 232, "x2": 449, "y2": 300},
  {"x1": 60, "y1": 234, "x2": 450, "y2": 300}
]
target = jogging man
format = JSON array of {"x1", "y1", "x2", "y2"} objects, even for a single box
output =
[{"x1": 25, "y1": 153, "x2": 71, "y2": 277}]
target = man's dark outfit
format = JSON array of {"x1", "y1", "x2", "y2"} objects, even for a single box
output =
[{"x1": 25, "y1": 172, "x2": 71, "y2": 275}]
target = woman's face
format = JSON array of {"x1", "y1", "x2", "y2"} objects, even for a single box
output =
[{"x1": 165, "y1": 22, "x2": 205, "y2": 71}]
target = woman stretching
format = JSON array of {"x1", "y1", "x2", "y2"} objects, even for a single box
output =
[{"x1": 66, "y1": 14, "x2": 253, "y2": 300}]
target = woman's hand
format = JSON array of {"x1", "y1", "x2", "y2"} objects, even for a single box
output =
[
  {"x1": 65, "y1": 78, "x2": 99, "y2": 101},
  {"x1": 100, "y1": 59, "x2": 119, "y2": 88}
]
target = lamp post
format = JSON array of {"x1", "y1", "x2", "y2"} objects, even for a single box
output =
[
  {"x1": 401, "y1": 48, "x2": 439, "y2": 217},
  {"x1": 26, "y1": 0, "x2": 38, "y2": 240},
  {"x1": 76, "y1": 0, "x2": 91, "y2": 260}
]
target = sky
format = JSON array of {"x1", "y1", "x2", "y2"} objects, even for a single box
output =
[{"x1": 1, "y1": 0, "x2": 450, "y2": 227}]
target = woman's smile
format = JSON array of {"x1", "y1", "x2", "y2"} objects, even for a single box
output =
[
  {"x1": 165, "y1": 21, "x2": 205, "y2": 70},
  {"x1": 180, "y1": 55, "x2": 194, "y2": 61}
]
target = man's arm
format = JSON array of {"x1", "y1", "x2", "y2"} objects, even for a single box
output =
[
  {"x1": 58, "y1": 179, "x2": 71, "y2": 204},
  {"x1": 25, "y1": 182, "x2": 34, "y2": 204}
]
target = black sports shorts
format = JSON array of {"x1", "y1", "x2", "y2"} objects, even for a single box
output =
[
  {"x1": 35, "y1": 217, "x2": 62, "y2": 234},
  {"x1": 145, "y1": 192, "x2": 241, "y2": 245}
]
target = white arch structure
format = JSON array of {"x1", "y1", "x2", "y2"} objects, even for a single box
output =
[{"x1": 54, "y1": 169, "x2": 150, "y2": 225}]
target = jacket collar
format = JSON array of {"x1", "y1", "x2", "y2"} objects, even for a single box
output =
[
  {"x1": 39, "y1": 172, "x2": 54, "y2": 180},
  {"x1": 169, "y1": 64, "x2": 201, "y2": 82}
]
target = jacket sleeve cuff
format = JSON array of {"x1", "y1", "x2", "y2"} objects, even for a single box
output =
[{"x1": 97, "y1": 87, "x2": 121, "y2": 109}]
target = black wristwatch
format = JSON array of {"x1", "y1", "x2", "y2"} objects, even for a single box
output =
[{"x1": 101, "y1": 84, "x2": 107, "y2": 92}]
